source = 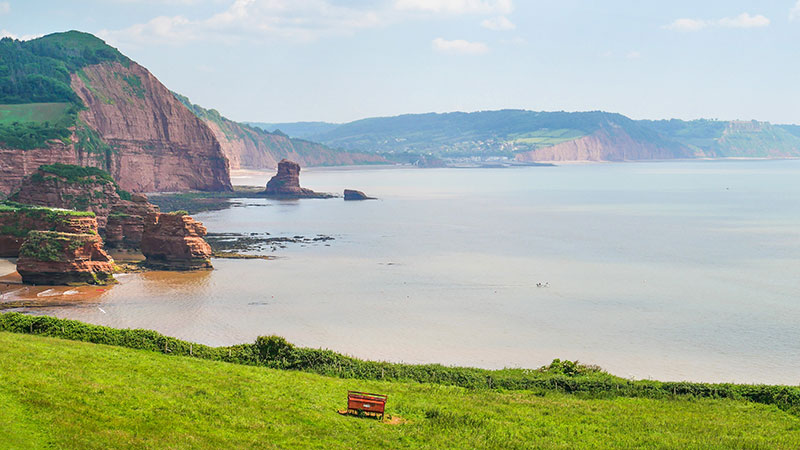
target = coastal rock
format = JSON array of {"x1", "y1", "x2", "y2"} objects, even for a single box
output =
[
  {"x1": 343, "y1": 189, "x2": 376, "y2": 200},
  {"x1": 0, "y1": 206, "x2": 98, "y2": 257},
  {"x1": 16, "y1": 231, "x2": 116, "y2": 285},
  {"x1": 263, "y1": 159, "x2": 332, "y2": 198},
  {"x1": 104, "y1": 196, "x2": 160, "y2": 249},
  {"x1": 10, "y1": 164, "x2": 122, "y2": 229},
  {"x1": 141, "y1": 213, "x2": 213, "y2": 270}
]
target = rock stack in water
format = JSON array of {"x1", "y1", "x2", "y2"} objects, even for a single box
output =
[
  {"x1": 16, "y1": 231, "x2": 116, "y2": 285},
  {"x1": 263, "y1": 159, "x2": 332, "y2": 198},
  {"x1": 141, "y1": 213, "x2": 213, "y2": 270},
  {"x1": 343, "y1": 189, "x2": 376, "y2": 200},
  {"x1": 104, "y1": 193, "x2": 161, "y2": 249},
  {"x1": 0, "y1": 205, "x2": 98, "y2": 257}
]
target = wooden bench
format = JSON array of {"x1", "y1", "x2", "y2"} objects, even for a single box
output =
[{"x1": 345, "y1": 391, "x2": 387, "y2": 420}]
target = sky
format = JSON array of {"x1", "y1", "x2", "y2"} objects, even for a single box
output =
[{"x1": 2, "y1": 0, "x2": 800, "y2": 124}]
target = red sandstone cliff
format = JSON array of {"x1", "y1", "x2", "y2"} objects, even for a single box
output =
[
  {"x1": 0, "y1": 62, "x2": 232, "y2": 196},
  {"x1": 515, "y1": 126, "x2": 694, "y2": 162},
  {"x1": 17, "y1": 231, "x2": 116, "y2": 285}
]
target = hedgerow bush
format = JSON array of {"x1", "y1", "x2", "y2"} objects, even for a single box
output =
[{"x1": 1, "y1": 312, "x2": 797, "y2": 415}]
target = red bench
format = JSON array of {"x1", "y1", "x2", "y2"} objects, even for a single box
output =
[{"x1": 345, "y1": 391, "x2": 387, "y2": 420}]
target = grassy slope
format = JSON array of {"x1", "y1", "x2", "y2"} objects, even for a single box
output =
[
  {"x1": 1, "y1": 332, "x2": 798, "y2": 449},
  {"x1": 0, "y1": 103, "x2": 72, "y2": 125}
]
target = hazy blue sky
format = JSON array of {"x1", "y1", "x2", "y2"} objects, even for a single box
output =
[{"x1": 2, "y1": 1, "x2": 799, "y2": 124}]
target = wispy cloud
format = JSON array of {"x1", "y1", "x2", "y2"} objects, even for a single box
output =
[
  {"x1": 100, "y1": 0, "x2": 388, "y2": 45},
  {"x1": 626, "y1": 50, "x2": 641, "y2": 59},
  {"x1": 432, "y1": 37, "x2": 488, "y2": 54},
  {"x1": 665, "y1": 13, "x2": 770, "y2": 31},
  {"x1": 0, "y1": 2, "x2": 10, "y2": 14},
  {"x1": 395, "y1": 0, "x2": 512, "y2": 15},
  {"x1": 791, "y1": 1, "x2": 800, "y2": 21},
  {"x1": 481, "y1": 16, "x2": 515, "y2": 31}
]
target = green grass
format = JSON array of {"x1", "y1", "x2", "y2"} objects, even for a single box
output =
[
  {"x1": 510, "y1": 128, "x2": 587, "y2": 146},
  {"x1": 0, "y1": 102, "x2": 72, "y2": 125},
  {"x1": 1, "y1": 331, "x2": 798, "y2": 449}
]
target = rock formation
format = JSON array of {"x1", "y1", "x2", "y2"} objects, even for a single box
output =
[
  {"x1": 9, "y1": 165, "x2": 160, "y2": 248},
  {"x1": 263, "y1": 159, "x2": 332, "y2": 198},
  {"x1": 343, "y1": 189, "x2": 376, "y2": 200},
  {"x1": 16, "y1": 231, "x2": 116, "y2": 285},
  {"x1": 10, "y1": 164, "x2": 123, "y2": 229},
  {"x1": 141, "y1": 213, "x2": 213, "y2": 270},
  {"x1": 104, "y1": 194, "x2": 160, "y2": 249},
  {"x1": 0, "y1": 205, "x2": 98, "y2": 257}
]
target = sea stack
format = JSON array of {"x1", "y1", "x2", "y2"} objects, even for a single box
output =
[
  {"x1": 263, "y1": 159, "x2": 332, "y2": 198},
  {"x1": 343, "y1": 189, "x2": 376, "y2": 200},
  {"x1": 0, "y1": 204, "x2": 98, "y2": 257},
  {"x1": 140, "y1": 212, "x2": 213, "y2": 270},
  {"x1": 16, "y1": 231, "x2": 116, "y2": 285}
]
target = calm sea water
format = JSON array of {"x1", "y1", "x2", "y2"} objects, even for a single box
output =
[{"x1": 5, "y1": 160, "x2": 800, "y2": 384}]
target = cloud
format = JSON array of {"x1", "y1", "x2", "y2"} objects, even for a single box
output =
[
  {"x1": 791, "y1": 1, "x2": 800, "y2": 21},
  {"x1": 665, "y1": 13, "x2": 770, "y2": 31},
  {"x1": 100, "y1": 0, "x2": 389, "y2": 45},
  {"x1": 395, "y1": 0, "x2": 512, "y2": 14},
  {"x1": 432, "y1": 37, "x2": 488, "y2": 54},
  {"x1": 481, "y1": 16, "x2": 515, "y2": 31},
  {"x1": 626, "y1": 50, "x2": 641, "y2": 59},
  {"x1": 0, "y1": 2, "x2": 9, "y2": 14}
]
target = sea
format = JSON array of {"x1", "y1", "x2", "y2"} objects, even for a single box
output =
[{"x1": 2, "y1": 160, "x2": 799, "y2": 385}]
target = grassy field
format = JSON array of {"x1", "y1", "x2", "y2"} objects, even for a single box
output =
[
  {"x1": 1, "y1": 332, "x2": 799, "y2": 449},
  {"x1": 0, "y1": 102, "x2": 72, "y2": 125},
  {"x1": 510, "y1": 128, "x2": 586, "y2": 146}
]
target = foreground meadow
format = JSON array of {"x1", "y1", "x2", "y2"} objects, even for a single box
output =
[{"x1": 1, "y1": 332, "x2": 798, "y2": 449}]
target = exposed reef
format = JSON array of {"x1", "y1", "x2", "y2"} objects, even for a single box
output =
[{"x1": 343, "y1": 189, "x2": 375, "y2": 200}]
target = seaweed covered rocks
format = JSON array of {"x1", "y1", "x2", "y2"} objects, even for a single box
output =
[
  {"x1": 16, "y1": 231, "x2": 116, "y2": 285},
  {"x1": 140, "y1": 213, "x2": 213, "y2": 270}
]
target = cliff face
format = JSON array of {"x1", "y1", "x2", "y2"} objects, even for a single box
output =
[
  {"x1": 71, "y1": 62, "x2": 232, "y2": 192},
  {"x1": 173, "y1": 93, "x2": 387, "y2": 170},
  {"x1": 515, "y1": 126, "x2": 695, "y2": 162}
]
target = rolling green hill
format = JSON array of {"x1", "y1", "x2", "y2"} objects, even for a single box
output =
[
  {"x1": 2, "y1": 329, "x2": 799, "y2": 449},
  {"x1": 260, "y1": 111, "x2": 800, "y2": 161},
  {"x1": 174, "y1": 93, "x2": 387, "y2": 169}
]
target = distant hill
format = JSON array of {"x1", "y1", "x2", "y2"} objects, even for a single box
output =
[
  {"x1": 641, "y1": 119, "x2": 800, "y2": 158},
  {"x1": 177, "y1": 96, "x2": 385, "y2": 170},
  {"x1": 247, "y1": 121, "x2": 339, "y2": 140},
  {"x1": 261, "y1": 110, "x2": 800, "y2": 162},
  {"x1": 262, "y1": 110, "x2": 693, "y2": 161}
]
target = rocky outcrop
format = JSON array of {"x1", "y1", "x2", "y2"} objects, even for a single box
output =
[
  {"x1": 141, "y1": 213, "x2": 212, "y2": 270},
  {"x1": 515, "y1": 127, "x2": 693, "y2": 162},
  {"x1": 343, "y1": 189, "x2": 375, "y2": 200},
  {"x1": 10, "y1": 165, "x2": 121, "y2": 229},
  {"x1": 104, "y1": 194, "x2": 160, "y2": 249},
  {"x1": 9, "y1": 165, "x2": 161, "y2": 248},
  {"x1": 16, "y1": 231, "x2": 115, "y2": 285},
  {"x1": 263, "y1": 159, "x2": 332, "y2": 198},
  {"x1": 0, "y1": 205, "x2": 98, "y2": 257}
]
